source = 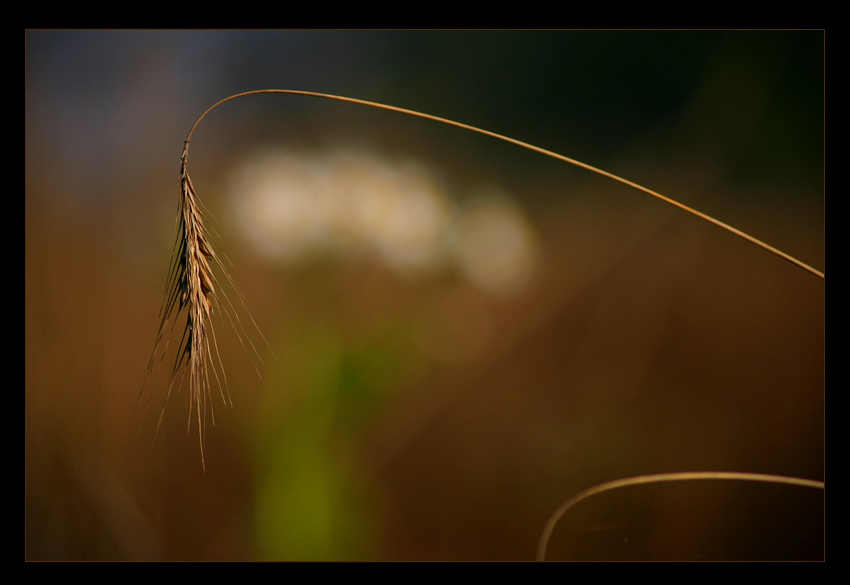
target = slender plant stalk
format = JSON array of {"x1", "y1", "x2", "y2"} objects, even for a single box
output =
[
  {"x1": 185, "y1": 90, "x2": 824, "y2": 278},
  {"x1": 153, "y1": 89, "x2": 823, "y2": 472},
  {"x1": 536, "y1": 472, "x2": 825, "y2": 561}
]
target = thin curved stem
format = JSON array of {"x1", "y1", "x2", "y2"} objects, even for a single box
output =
[
  {"x1": 537, "y1": 471, "x2": 825, "y2": 561},
  {"x1": 183, "y1": 89, "x2": 823, "y2": 279}
]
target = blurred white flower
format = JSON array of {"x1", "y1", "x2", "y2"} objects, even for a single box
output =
[
  {"x1": 453, "y1": 188, "x2": 539, "y2": 297},
  {"x1": 230, "y1": 146, "x2": 539, "y2": 296}
]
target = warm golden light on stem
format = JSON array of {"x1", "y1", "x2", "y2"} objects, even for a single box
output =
[
  {"x1": 184, "y1": 89, "x2": 824, "y2": 279},
  {"x1": 536, "y1": 471, "x2": 825, "y2": 561}
]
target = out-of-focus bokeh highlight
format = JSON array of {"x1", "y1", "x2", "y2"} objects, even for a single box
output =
[
  {"x1": 229, "y1": 147, "x2": 538, "y2": 295},
  {"x1": 26, "y1": 30, "x2": 823, "y2": 561}
]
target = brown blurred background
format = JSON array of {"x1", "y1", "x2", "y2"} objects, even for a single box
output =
[{"x1": 25, "y1": 30, "x2": 824, "y2": 561}]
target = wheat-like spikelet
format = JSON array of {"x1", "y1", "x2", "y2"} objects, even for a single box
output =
[
  {"x1": 141, "y1": 128, "x2": 273, "y2": 471},
  {"x1": 174, "y1": 142, "x2": 219, "y2": 467},
  {"x1": 142, "y1": 142, "x2": 242, "y2": 471}
]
